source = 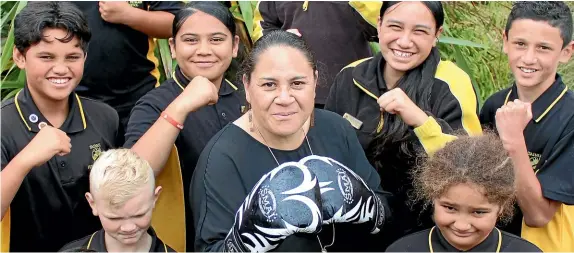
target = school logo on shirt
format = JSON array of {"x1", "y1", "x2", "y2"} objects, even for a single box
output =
[
  {"x1": 528, "y1": 151, "x2": 541, "y2": 171},
  {"x1": 88, "y1": 143, "x2": 102, "y2": 170}
]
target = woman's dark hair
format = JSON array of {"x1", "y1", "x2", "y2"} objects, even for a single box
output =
[
  {"x1": 172, "y1": 1, "x2": 236, "y2": 38},
  {"x1": 370, "y1": 1, "x2": 445, "y2": 170},
  {"x1": 14, "y1": 1, "x2": 91, "y2": 54},
  {"x1": 410, "y1": 131, "x2": 516, "y2": 224},
  {"x1": 240, "y1": 30, "x2": 317, "y2": 82}
]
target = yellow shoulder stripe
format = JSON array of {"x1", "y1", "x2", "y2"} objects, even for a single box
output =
[
  {"x1": 348, "y1": 1, "x2": 382, "y2": 28},
  {"x1": 435, "y1": 60, "x2": 482, "y2": 136},
  {"x1": 341, "y1": 57, "x2": 372, "y2": 73}
]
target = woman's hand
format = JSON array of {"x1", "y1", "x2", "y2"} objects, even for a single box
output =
[{"x1": 377, "y1": 88, "x2": 429, "y2": 127}]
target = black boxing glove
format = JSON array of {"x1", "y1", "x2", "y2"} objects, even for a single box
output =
[
  {"x1": 301, "y1": 155, "x2": 386, "y2": 234},
  {"x1": 223, "y1": 161, "x2": 323, "y2": 252}
]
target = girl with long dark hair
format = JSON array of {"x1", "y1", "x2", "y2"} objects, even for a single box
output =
[{"x1": 325, "y1": 1, "x2": 482, "y2": 247}]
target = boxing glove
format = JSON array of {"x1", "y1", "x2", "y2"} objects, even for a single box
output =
[
  {"x1": 301, "y1": 155, "x2": 386, "y2": 234},
  {"x1": 223, "y1": 160, "x2": 323, "y2": 252}
]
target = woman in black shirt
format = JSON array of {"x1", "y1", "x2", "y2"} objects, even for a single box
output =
[
  {"x1": 191, "y1": 30, "x2": 392, "y2": 252},
  {"x1": 386, "y1": 132, "x2": 540, "y2": 252}
]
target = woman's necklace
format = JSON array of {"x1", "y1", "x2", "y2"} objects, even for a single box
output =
[{"x1": 254, "y1": 125, "x2": 335, "y2": 252}]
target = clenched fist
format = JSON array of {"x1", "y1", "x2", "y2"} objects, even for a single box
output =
[
  {"x1": 495, "y1": 99, "x2": 532, "y2": 152},
  {"x1": 377, "y1": 88, "x2": 429, "y2": 127},
  {"x1": 99, "y1": 1, "x2": 133, "y2": 24},
  {"x1": 21, "y1": 126, "x2": 71, "y2": 169},
  {"x1": 174, "y1": 76, "x2": 219, "y2": 114}
]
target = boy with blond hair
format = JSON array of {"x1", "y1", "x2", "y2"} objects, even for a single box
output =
[{"x1": 60, "y1": 149, "x2": 175, "y2": 252}]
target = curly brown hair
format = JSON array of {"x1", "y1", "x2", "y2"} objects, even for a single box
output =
[{"x1": 410, "y1": 131, "x2": 516, "y2": 224}]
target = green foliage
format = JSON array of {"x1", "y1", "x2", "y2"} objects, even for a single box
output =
[
  {"x1": 3, "y1": 1, "x2": 574, "y2": 106},
  {"x1": 1, "y1": 1, "x2": 27, "y2": 102},
  {"x1": 438, "y1": 1, "x2": 574, "y2": 105}
]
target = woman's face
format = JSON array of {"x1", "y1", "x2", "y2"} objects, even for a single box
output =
[
  {"x1": 169, "y1": 11, "x2": 239, "y2": 83},
  {"x1": 377, "y1": 2, "x2": 441, "y2": 75},
  {"x1": 244, "y1": 46, "x2": 317, "y2": 138}
]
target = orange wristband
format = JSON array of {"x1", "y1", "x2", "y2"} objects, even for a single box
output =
[{"x1": 161, "y1": 111, "x2": 184, "y2": 130}]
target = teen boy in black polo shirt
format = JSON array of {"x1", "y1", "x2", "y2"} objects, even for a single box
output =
[
  {"x1": 479, "y1": 2, "x2": 574, "y2": 251},
  {"x1": 0, "y1": 2, "x2": 118, "y2": 251},
  {"x1": 72, "y1": 1, "x2": 183, "y2": 144}
]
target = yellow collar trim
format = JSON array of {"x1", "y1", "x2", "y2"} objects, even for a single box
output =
[
  {"x1": 14, "y1": 90, "x2": 31, "y2": 131},
  {"x1": 14, "y1": 90, "x2": 86, "y2": 131},
  {"x1": 172, "y1": 71, "x2": 237, "y2": 91},
  {"x1": 504, "y1": 86, "x2": 568, "y2": 123},
  {"x1": 428, "y1": 226, "x2": 502, "y2": 253}
]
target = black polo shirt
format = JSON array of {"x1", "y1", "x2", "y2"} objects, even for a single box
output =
[
  {"x1": 124, "y1": 66, "x2": 246, "y2": 250},
  {"x1": 386, "y1": 226, "x2": 541, "y2": 252},
  {"x1": 59, "y1": 227, "x2": 175, "y2": 252},
  {"x1": 72, "y1": 1, "x2": 183, "y2": 123},
  {"x1": 1, "y1": 86, "x2": 118, "y2": 251},
  {"x1": 480, "y1": 74, "x2": 574, "y2": 235}
]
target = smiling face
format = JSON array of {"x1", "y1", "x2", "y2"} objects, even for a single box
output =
[
  {"x1": 87, "y1": 186, "x2": 161, "y2": 246},
  {"x1": 433, "y1": 183, "x2": 501, "y2": 251},
  {"x1": 377, "y1": 2, "x2": 441, "y2": 76},
  {"x1": 503, "y1": 19, "x2": 574, "y2": 91},
  {"x1": 13, "y1": 28, "x2": 85, "y2": 102},
  {"x1": 244, "y1": 46, "x2": 317, "y2": 138},
  {"x1": 169, "y1": 11, "x2": 239, "y2": 85}
]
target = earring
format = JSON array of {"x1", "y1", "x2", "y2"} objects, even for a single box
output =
[{"x1": 248, "y1": 104, "x2": 254, "y2": 132}]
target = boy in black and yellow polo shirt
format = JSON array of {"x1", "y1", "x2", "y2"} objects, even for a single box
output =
[
  {"x1": 59, "y1": 149, "x2": 175, "y2": 252},
  {"x1": 479, "y1": 2, "x2": 574, "y2": 251},
  {"x1": 1, "y1": 2, "x2": 118, "y2": 251}
]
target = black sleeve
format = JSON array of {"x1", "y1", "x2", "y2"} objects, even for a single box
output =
[
  {"x1": 145, "y1": 1, "x2": 183, "y2": 15},
  {"x1": 537, "y1": 121, "x2": 574, "y2": 205},
  {"x1": 432, "y1": 86, "x2": 481, "y2": 136},
  {"x1": 1, "y1": 134, "x2": 11, "y2": 170},
  {"x1": 192, "y1": 142, "x2": 247, "y2": 252},
  {"x1": 324, "y1": 69, "x2": 348, "y2": 116},
  {"x1": 123, "y1": 93, "x2": 167, "y2": 148},
  {"x1": 479, "y1": 96, "x2": 498, "y2": 131},
  {"x1": 253, "y1": 1, "x2": 282, "y2": 41},
  {"x1": 351, "y1": 7, "x2": 378, "y2": 42}
]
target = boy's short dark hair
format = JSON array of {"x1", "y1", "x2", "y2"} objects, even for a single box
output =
[
  {"x1": 14, "y1": 1, "x2": 91, "y2": 54},
  {"x1": 505, "y1": 1, "x2": 573, "y2": 48}
]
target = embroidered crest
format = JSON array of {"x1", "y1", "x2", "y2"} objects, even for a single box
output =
[
  {"x1": 88, "y1": 143, "x2": 102, "y2": 170},
  {"x1": 528, "y1": 151, "x2": 541, "y2": 168},
  {"x1": 128, "y1": 1, "x2": 143, "y2": 8}
]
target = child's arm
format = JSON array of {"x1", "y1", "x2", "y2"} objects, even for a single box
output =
[
  {"x1": 128, "y1": 76, "x2": 218, "y2": 176},
  {"x1": 495, "y1": 100, "x2": 560, "y2": 227},
  {"x1": 97, "y1": 1, "x2": 181, "y2": 39},
  {"x1": 1, "y1": 126, "x2": 71, "y2": 218}
]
